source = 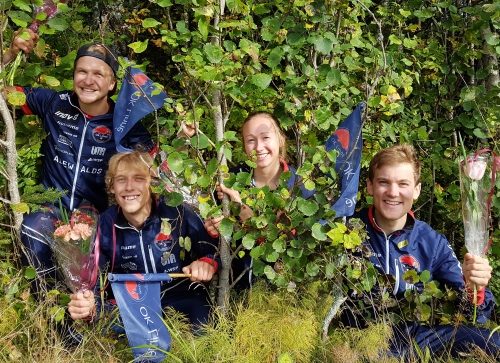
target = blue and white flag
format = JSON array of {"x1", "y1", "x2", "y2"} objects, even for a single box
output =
[
  {"x1": 114, "y1": 65, "x2": 169, "y2": 152},
  {"x1": 109, "y1": 273, "x2": 172, "y2": 362},
  {"x1": 325, "y1": 103, "x2": 364, "y2": 219}
]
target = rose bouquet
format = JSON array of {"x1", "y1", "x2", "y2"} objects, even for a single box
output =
[
  {"x1": 458, "y1": 138, "x2": 497, "y2": 322},
  {"x1": 459, "y1": 153, "x2": 492, "y2": 257},
  {"x1": 47, "y1": 202, "x2": 99, "y2": 293}
]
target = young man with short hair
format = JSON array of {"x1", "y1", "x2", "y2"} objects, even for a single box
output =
[
  {"x1": 343, "y1": 143, "x2": 499, "y2": 358},
  {"x1": 68, "y1": 150, "x2": 219, "y2": 329},
  {"x1": 5, "y1": 31, "x2": 154, "y2": 294}
]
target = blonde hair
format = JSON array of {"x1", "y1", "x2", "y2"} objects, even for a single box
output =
[
  {"x1": 369, "y1": 143, "x2": 422, "y2": 184},
  {"x1": 242, "y1": 111, "x2": 287, "y2": 161},
  {"x1": 105, "y1": 150, "x2": 155, "y2": 192}
]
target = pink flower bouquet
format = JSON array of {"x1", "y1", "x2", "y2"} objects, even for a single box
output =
[{"x1": 48, "y1": 204, "x2": 99, "y2": 292}]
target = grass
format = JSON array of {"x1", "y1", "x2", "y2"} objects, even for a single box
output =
[{"x1": 0, "y1": 269, "x2": 498, "y2": 363}]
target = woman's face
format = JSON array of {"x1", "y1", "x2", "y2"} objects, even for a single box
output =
[{"x1": 242, "y1": 115, "x2": 281, "y2": 170}]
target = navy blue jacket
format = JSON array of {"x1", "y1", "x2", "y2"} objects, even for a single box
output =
[
  {"x1": 346, "y1": 206, "x2": 495, "y2": 324},
  {"x1": 21, "y1": 87, "x2": 153, "y2": 212},
  {"x1": 97, "y1": 196, "x2": 219, "y2": 298}
]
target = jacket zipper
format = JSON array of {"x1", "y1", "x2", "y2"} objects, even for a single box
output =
[
  {"x1": 148, "y1": 245, "x2": 157, "y2": 273},
  {"x1": 137, "y1": 230, "x2": 149, "y2": 274},
  {"x1": 394, "y1": 259, "x2": 400, "y2": 294}
]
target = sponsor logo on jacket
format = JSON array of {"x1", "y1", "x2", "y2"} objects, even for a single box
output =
[
  {"x1": 91, "y1": 146, "x2": 106, "y2": 156},
  {"x1": 54, "y1": 106, "x2": 79, "y2": 124},
  {"x1": 57, "y1": 135, "x2": 73, "y2": 147},
  {"x1": 92, "y1": 125, "x2": 112, "y2": 143}
]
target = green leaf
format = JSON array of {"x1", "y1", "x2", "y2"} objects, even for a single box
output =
[
  {"x1": 198, "y1": 16, "x2": 209, "y2": 41},
  {"x1": 264, "y1": 265, "x2": 276, "y2": 280},
  {"x1": 402, "y1": 270, "x2": 419, "y2": 285},
  {"x1": 13, "y1": 0, "x2": 31, "y2": 12},
  {"x1": 311, "y1": 223, "x2": 327, "y2": 241},
  {"x1": 485, "y1": 32, "x2": 499, "y2": 46},
  {"x1": 207, "y1": 157, "x2": 218, "y2": 175},
  {"x1": 8, "y1": 11, "x2": 31, "y2": 26},
  {"x1": 157, "y1": 0, "x2": 173, "y2": 6},
  {"x1": 167, "y1": 152, "x2": 184, "y2": 173},
  {"x1": 42, "y1": 75, "x2": 60, "y2": 87},
  {"x1": 304, "y1": 179, "x2": 315, "y2": 191},
  {"x1": 197, "y1": 174, "x2": 211, "y2": 188},
  {"x1": 473, "y1": 128, "x2": 489, "y2": 139},
  {"x1": 399, "y1": 9, "x2": 411, "y2": 17},
  {"x1": 266, "y1": 47, "x2": 284, "y2": 68},
  {"x1": 242, "y1": 234, "x2": 256, "y2": 249},
  {"x1": 326, "y1": 69, "x2": 341, "y2": 85},
  {"x1": 190, "y1": 134, "x2": 210, "y2": 149},
  {"x1": 278, "y1": 352, "x2": 294, "y2": 363},
  {"x1": 272, "y1": 239, "x2": 286, "y2": 253},
  {"x1": 11, "y1": 202, "x2": 29, "y2": 213},
  {"x1": 164, "y1": 192, "x2": 184, "y2": 207},
  {"x1": 184, "y1": 236, "x2": 192, "y2": 252},
  {"x1": 128, "y1": 40, "x2": 149, "y2": 53},
  {"x1": 298, "y1": 200, "x2": 319, "y2": 216},
  {"x1": 312, "y1": 33, "x2": 336, "y2": 54},
  {"x1": 420, "y1": 270, "x2": 431, "y2": 283},
  {"x1": 51, "y1": 306, "x2": 66, "y2": 322},
  {"x1": 24, "y1": 267, "x2": 36, "y2": 279},
  {"x1": 142, "y1": 18, "x2": 162, "y2": 28},
  {"x1": 389, "y1": 34, "x2": 402, "y2": 45},
  {"x1": 46, "y1": 18, "x2": 68, "y2": 31},
  {"x1": 368, "y1": 95, "x2": 381, "y2": 107},
  {"x1": 306, "y1": 262, "x2": 319, "y2": 277},
  {"x1": 250, "y1": 73, "x2": 272, "y2": 89},
  {"x1": 193, "y1": 6, "x2": 214, "y2": 16},
  {"x1": 204, "y1": 44, "x2": 224, "y2": 64},
  {"x1": 219, "y1": 218, "x2": 233, "y2": 237}
]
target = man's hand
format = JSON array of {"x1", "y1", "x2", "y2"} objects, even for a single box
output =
[
  {"x1": 182, "y1": 260, "x2": 215, "y2": 282},
  {"x1": 463, "y1": 253, "x2": 492, "y2": 291},
  {"x1": 3, "y1": 29, "x2": 39, "y2": 65},
  {"x1": 68, "y1": 290, "x2": 95, "y2": 320}
]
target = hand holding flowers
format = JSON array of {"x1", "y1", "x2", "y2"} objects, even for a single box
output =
[{"x1": 47, "y1": 203, "x2": 99, "y2": 293}]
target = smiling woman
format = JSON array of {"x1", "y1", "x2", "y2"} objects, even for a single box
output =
[{"x1": 204, "y1": 111, "x2": 315, "y2": 289}]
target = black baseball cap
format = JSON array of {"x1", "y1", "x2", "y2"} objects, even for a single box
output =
[{"x1": 74, "y1": 43, "x2": 119, "y2": 75}]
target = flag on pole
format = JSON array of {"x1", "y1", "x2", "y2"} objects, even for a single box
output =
[
  {"x1": 113, "y1": 65, "x2": 169, "y2": 152},
  {"x1": 109, "y1": 273, "x2": 172, "y2": 362},
  {"x1": 324, "y1": 103, "x2": 364, "y2": 220}
]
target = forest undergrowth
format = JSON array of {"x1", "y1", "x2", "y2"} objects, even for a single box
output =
[{"x1": 0, "y1": 264, "x2": 497, "y2": 363}]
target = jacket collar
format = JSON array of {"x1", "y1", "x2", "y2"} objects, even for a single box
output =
[{"x1": 367, "y1": 205, "x2": 415, "y2": 233}]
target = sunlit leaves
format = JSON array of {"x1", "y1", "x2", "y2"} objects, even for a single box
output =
[{"x1": 143, "y1": 18, "x2": 161, "y2": 28}]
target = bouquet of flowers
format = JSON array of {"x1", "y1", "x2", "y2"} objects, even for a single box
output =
[
  {"x1": 458, "y1": 139, "x2": 498, "y2": 322},
  {"x1": 458, "y1": 151, "x2": 493, "y2": 257},
  {"x1": 46, "y1": 202, "x2": 99, "y2": 293}
]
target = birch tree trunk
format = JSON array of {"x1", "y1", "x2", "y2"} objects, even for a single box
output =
[
  {"x1": 211, "y1": 0, "x2": 232, "y2": 311},
  {"x1": 0, "y1": 95, "x2": 23, "y2": 232}
]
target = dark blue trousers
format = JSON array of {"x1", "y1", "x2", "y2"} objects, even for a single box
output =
[
  {"x1": 390, "y1": 321, "x2": 500, "y2": 358},
  {"x1": 20, "y1": 206, "x2": 59, "y2": 293}
]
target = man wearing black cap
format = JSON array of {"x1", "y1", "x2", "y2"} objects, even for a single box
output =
[{"x1": 5, "y1": 32, "x2": 154, "y2": 300}]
